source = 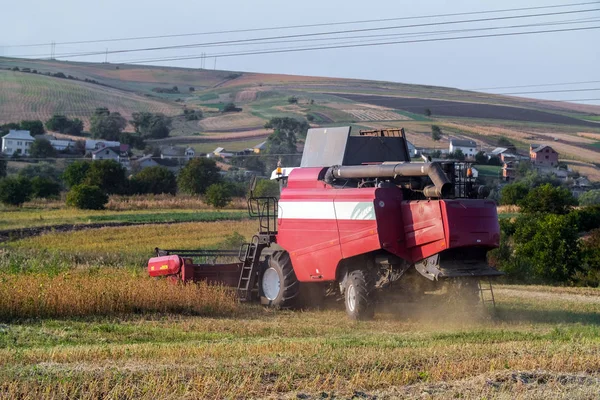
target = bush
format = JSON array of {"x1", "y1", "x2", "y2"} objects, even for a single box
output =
[
  {"x1": 132, "y1": 166, "x2": 177, "y2": 195},
  {"x1": 84, "y1": 160, "x2": 128, "y2": 194},
  {"x1": 0, "y1": 157, "x2": 7, "y2": 178},
  {"x1": 574, "y1": 229, "x2": 600, "y2": 287},
  {"x1": 31, "y1": 177, "x2": 61, "y2": 199},
  {"x1": 252, "y1": 179, "x2": 280, "y2": 198},
  {"x1": 204, "y1": 183, "x2": 232, "y2": 209},
  {"x1": 222, "y1": 103, "x2": 242, "y2": 112},
  {"x1": 500, "y1": 182, "x2": 529, "y2": 205},
  {"x1": 177, "y1": 158, "x2": 221, "y2": 195},
  {"x1": 519, "y1": 183, "x2": 577, "y2": 215},
  {"x1": 29, "y1": 138, "x2": 57, "y2": 158},
  {"x1": 66, "y1": 184, "x2": 108, "y2": 210},
  {"x1": 0, "y1": 177, "x2": 32, "y2": 206},
  {"x1": 504, "y1": 213, "x2": 581, "y2": 284},
  {"x1": 579, "y1": 189, "x2": 600, "y2": 206},
  {"x1": 431, "y1": 125, "x2": 442, "y2": 141},
  {"x1": 571, "y1": 205, "x2": 600, "y2": 232},
  {"x1": 288, "y1": 96, "x2": 298, "y2": 104},
  {"x1": 62, "y1": 161, "x2": 91, "y2": 188}
]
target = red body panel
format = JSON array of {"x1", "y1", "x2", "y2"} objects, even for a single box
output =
[
  {"x1": 148, "y1": 255, "x2": 182, "y2": 277},
  {"x1": 277, "y1": 168, "x2": 500, "y2": 282}
]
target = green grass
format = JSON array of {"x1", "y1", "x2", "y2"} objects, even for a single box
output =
[
  {"x1": 589, "y1": 141, "x2": 600, "y2": 149},
  {"x1": 0, "y1": 208, "x2": 246, "y2": 230},
  {"x1": 476, "y1": 165, "x2": 502, "y2": 178},
  {"x1": 196, "y1": 92, "x2": 219, "y2": 101}
]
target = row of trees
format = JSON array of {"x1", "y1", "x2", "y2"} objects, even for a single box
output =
[{"x1": 0, "y1": 157, "x2": 281, "y2": 210}]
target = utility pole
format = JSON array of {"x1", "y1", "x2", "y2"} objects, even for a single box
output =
[
  {"x1": 50, "y1": 41, "x2": 55, "y2": 60},
  {"x1": 105, "y1": 48, "x2": 108, "y2": 63},
  {"x1": 214, "y1": 57, "x2": 217, "y2": 70}
]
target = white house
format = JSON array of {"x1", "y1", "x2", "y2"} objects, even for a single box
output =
[
  {"x1": 449, "y1": 138, "x2": 477, "y2": 158},
  {"x1": 50, "y1": 138, "x2": 76, "y2": 151},
  {"x1": 85, "y1": 139, "x2": 120, "y2": 153},
  {"x1": 161, "y1": 146, "x2": 196, "y2": 160},
  {"x1": 92, "y1": 147, "x2": 120, "y2": 161},
  {"x1": 1, "y1": 130, "x2": 35, "y2": 156}
]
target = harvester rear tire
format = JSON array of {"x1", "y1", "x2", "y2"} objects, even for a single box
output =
[
  {"x1": 344, "y1": 269, "x2": 375, "y2": 320},
  {"x1": 259, "y1": 251, "x2": 300, "y2": 308}
]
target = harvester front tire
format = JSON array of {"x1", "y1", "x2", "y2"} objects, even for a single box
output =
[
  {"x1": 344, "y1": 269, "x2": 375, "y2": 320},
  {"x1": 259, "y1": 251, "x2": 299, "y2": 308}
]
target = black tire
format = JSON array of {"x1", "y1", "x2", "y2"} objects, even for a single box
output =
[
  {"x1": 259, "y1": 251, "x2": 300, "y2": 308},
  {"x1": 344, "y1": 269, "x2": 375, "y2": 320}
]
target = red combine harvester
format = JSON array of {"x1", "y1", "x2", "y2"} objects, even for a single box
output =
[{"x1": 149, "y1": 127, "x2": 501, "y2": 319}]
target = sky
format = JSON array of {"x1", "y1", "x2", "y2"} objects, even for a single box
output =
[{"x1": 1, "y1": 0, "x2": 599, "y2": 103}]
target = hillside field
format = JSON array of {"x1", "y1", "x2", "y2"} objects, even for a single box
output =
[{"x1": 2, "y1": 56, "x2": 600, "y2": 179}]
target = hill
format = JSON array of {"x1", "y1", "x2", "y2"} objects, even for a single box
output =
[{"x1": 1, "y1": 56, "x2": 600, "y2": 176}]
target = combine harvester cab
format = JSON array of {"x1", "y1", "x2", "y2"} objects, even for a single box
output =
[{"x1": 149, "y1": 126, "x2": 502, "y2": 320}]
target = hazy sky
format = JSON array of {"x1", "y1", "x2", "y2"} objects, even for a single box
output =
[{"x1": 2, "y1": 0, "x2": 599, "y2": 103}]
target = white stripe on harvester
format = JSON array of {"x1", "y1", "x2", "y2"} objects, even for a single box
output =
[{"x1": 279, "y1": 201, "x2": 375, "y2": 220}]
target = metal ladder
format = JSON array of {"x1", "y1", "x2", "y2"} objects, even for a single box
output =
[
  {"x1": 478, "y1": 277, "x2": 497, "y2": 308},
  {"x1": 237, "y1": 235, "x2": 263, "y2": 302}
]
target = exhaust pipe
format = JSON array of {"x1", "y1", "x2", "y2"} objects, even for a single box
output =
[{"x1": 330, "y1": 162, "x2": 452, "y2": 197}]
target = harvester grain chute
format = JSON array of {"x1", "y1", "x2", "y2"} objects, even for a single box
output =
[{"x1": 148, "y1": 127, "x2": 502, "y2": 319}]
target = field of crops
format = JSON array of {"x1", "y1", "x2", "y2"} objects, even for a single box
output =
[
  {"x1": 336, "y1": 93, "x2": 599, "y2": 128},
  {"x1": 0, "y1": 70, "x2": 181, "y2": 126},
  {"x1": 0, "y1": 200, "x2": 598, "y2": 399}
]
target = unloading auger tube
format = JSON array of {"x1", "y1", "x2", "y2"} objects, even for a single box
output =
[{"x1": 327, "y1": 162, "x2": 452, "y2": 198}]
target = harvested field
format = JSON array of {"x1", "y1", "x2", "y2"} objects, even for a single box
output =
[
  {"x1": 0, "y1": 281, "x2": 598, "y2": 399},
  {"x1": 579, "y1": 132, "x2": 600, "y2": 140},
  {"x1": 335, "y1": 93, "x2": 599, "y2": 127},
  {"x1": 343, "y1": 109, "x2": 410, "y2": 121},
  {"x1": 199, "y1": 112, "x2": 265, "y2": 131}
]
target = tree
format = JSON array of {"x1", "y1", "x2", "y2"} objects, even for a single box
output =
[
  {"x1": 45, "y1": 115, "x2": 83, "y2": 135},
  {"x1": 287, "y1": 96, "x2": 298, "y2": 104},
  {"x1": 488, "y1": 156, "x2": 502, "y2": 166},
  {"x1": 222, "y1": 102, "x2": 242, "y2": 112},
  {"x1": 20, "y1": 120, "x2": 45, "y2": 136},
  {"x1": 132, "y1": 166, "x2": 177, "y2": 195},
  {"x1": 424, "y1": 108, "x2": 432, "y2": 117},
  {"x1": 0, "y1": 122, "x2": 20, "y2": 135},
  {"x1": 579, "y1": 190, "x2": 600, "y2": 206},
  {"x1": 0, "y1": 157, "x2": 6, "y2": 178},
  {"x1": 19, "y1": 163, "x2": 61, "y2": 182},
  {"x1": 519, "y1": 183, "x2": 577, "y2": 215},
  {"x1": 577, "y1": 228, "x2": 600, "y2": 287},
  {"x1": 449, "y1": 149, "x2": 465, "y2": 161},
  {"x1": 507, "y1": 213, "x2": 581, "y2": 284},
  {"x1": 177, "y1": 158, "x2": 221, "y2": 195},
  {"x1": 0, "y1": 177, "x2": 32, "y2": 206},
  {"x1": 31, "y1": 176, "x2": 61, "y2": 199},
  {"x1": 252, "y1": 179, "x2": 280, "y2": 198},
  {"x1": 204, "y1": 183, "x2": 232, "y2": 209},
  {"x1": 475, "y1": 151, "x2": 487, "y2": 164},
  {"x1": 29, "y1": 138, "x2": 57, "y2": 158},
  {"x1": 90, "y1": 108, "x2": 126, "y2": 141},
  {"x1": 66, "y1": 184, "x2": 108, "y2": 210},
  {"x1": 84, "y1": 160, "x2": 128, "y2": 194},
  {"x1": 500, "y1": 182, "x2": 529, "y2": 205},
  {"x1": 119, "y1": 132, "x2": 146, "y2": 150},
  {"x1": 62, "y1": 161, "x2": 91, "y2": 188},
  {"x1": 431, "y1": 125, "x2": 442, "y2": 141},
  {"x1": 498, "y1": 137, "x2": 514, "y2": 147},
  {"x1": 131, "y1": 112, "x2": 171, "y2": 139},
  {"x1": 264, "y1": 117, "x2": 309, "y2": 171}
]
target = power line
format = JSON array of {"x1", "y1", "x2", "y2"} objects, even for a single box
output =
[
  {"x1": 5, "y1": 1, "x2": 599, "y2": 48},
  {"x1": 17, "y1": 7, "x2": 600, "y2": 60},
  {"x1": 117, "y1": 25, "x2": 600, "y2": 64},
  {"x1": 12, "y1": 16, "x2": 599, "y2": 59},
  {"x1": 469, "y1": 80, "x2": 600, "y2": 91},
  {"x1": 492, "y1": 87, "x2": 600, "y2": 95}
]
